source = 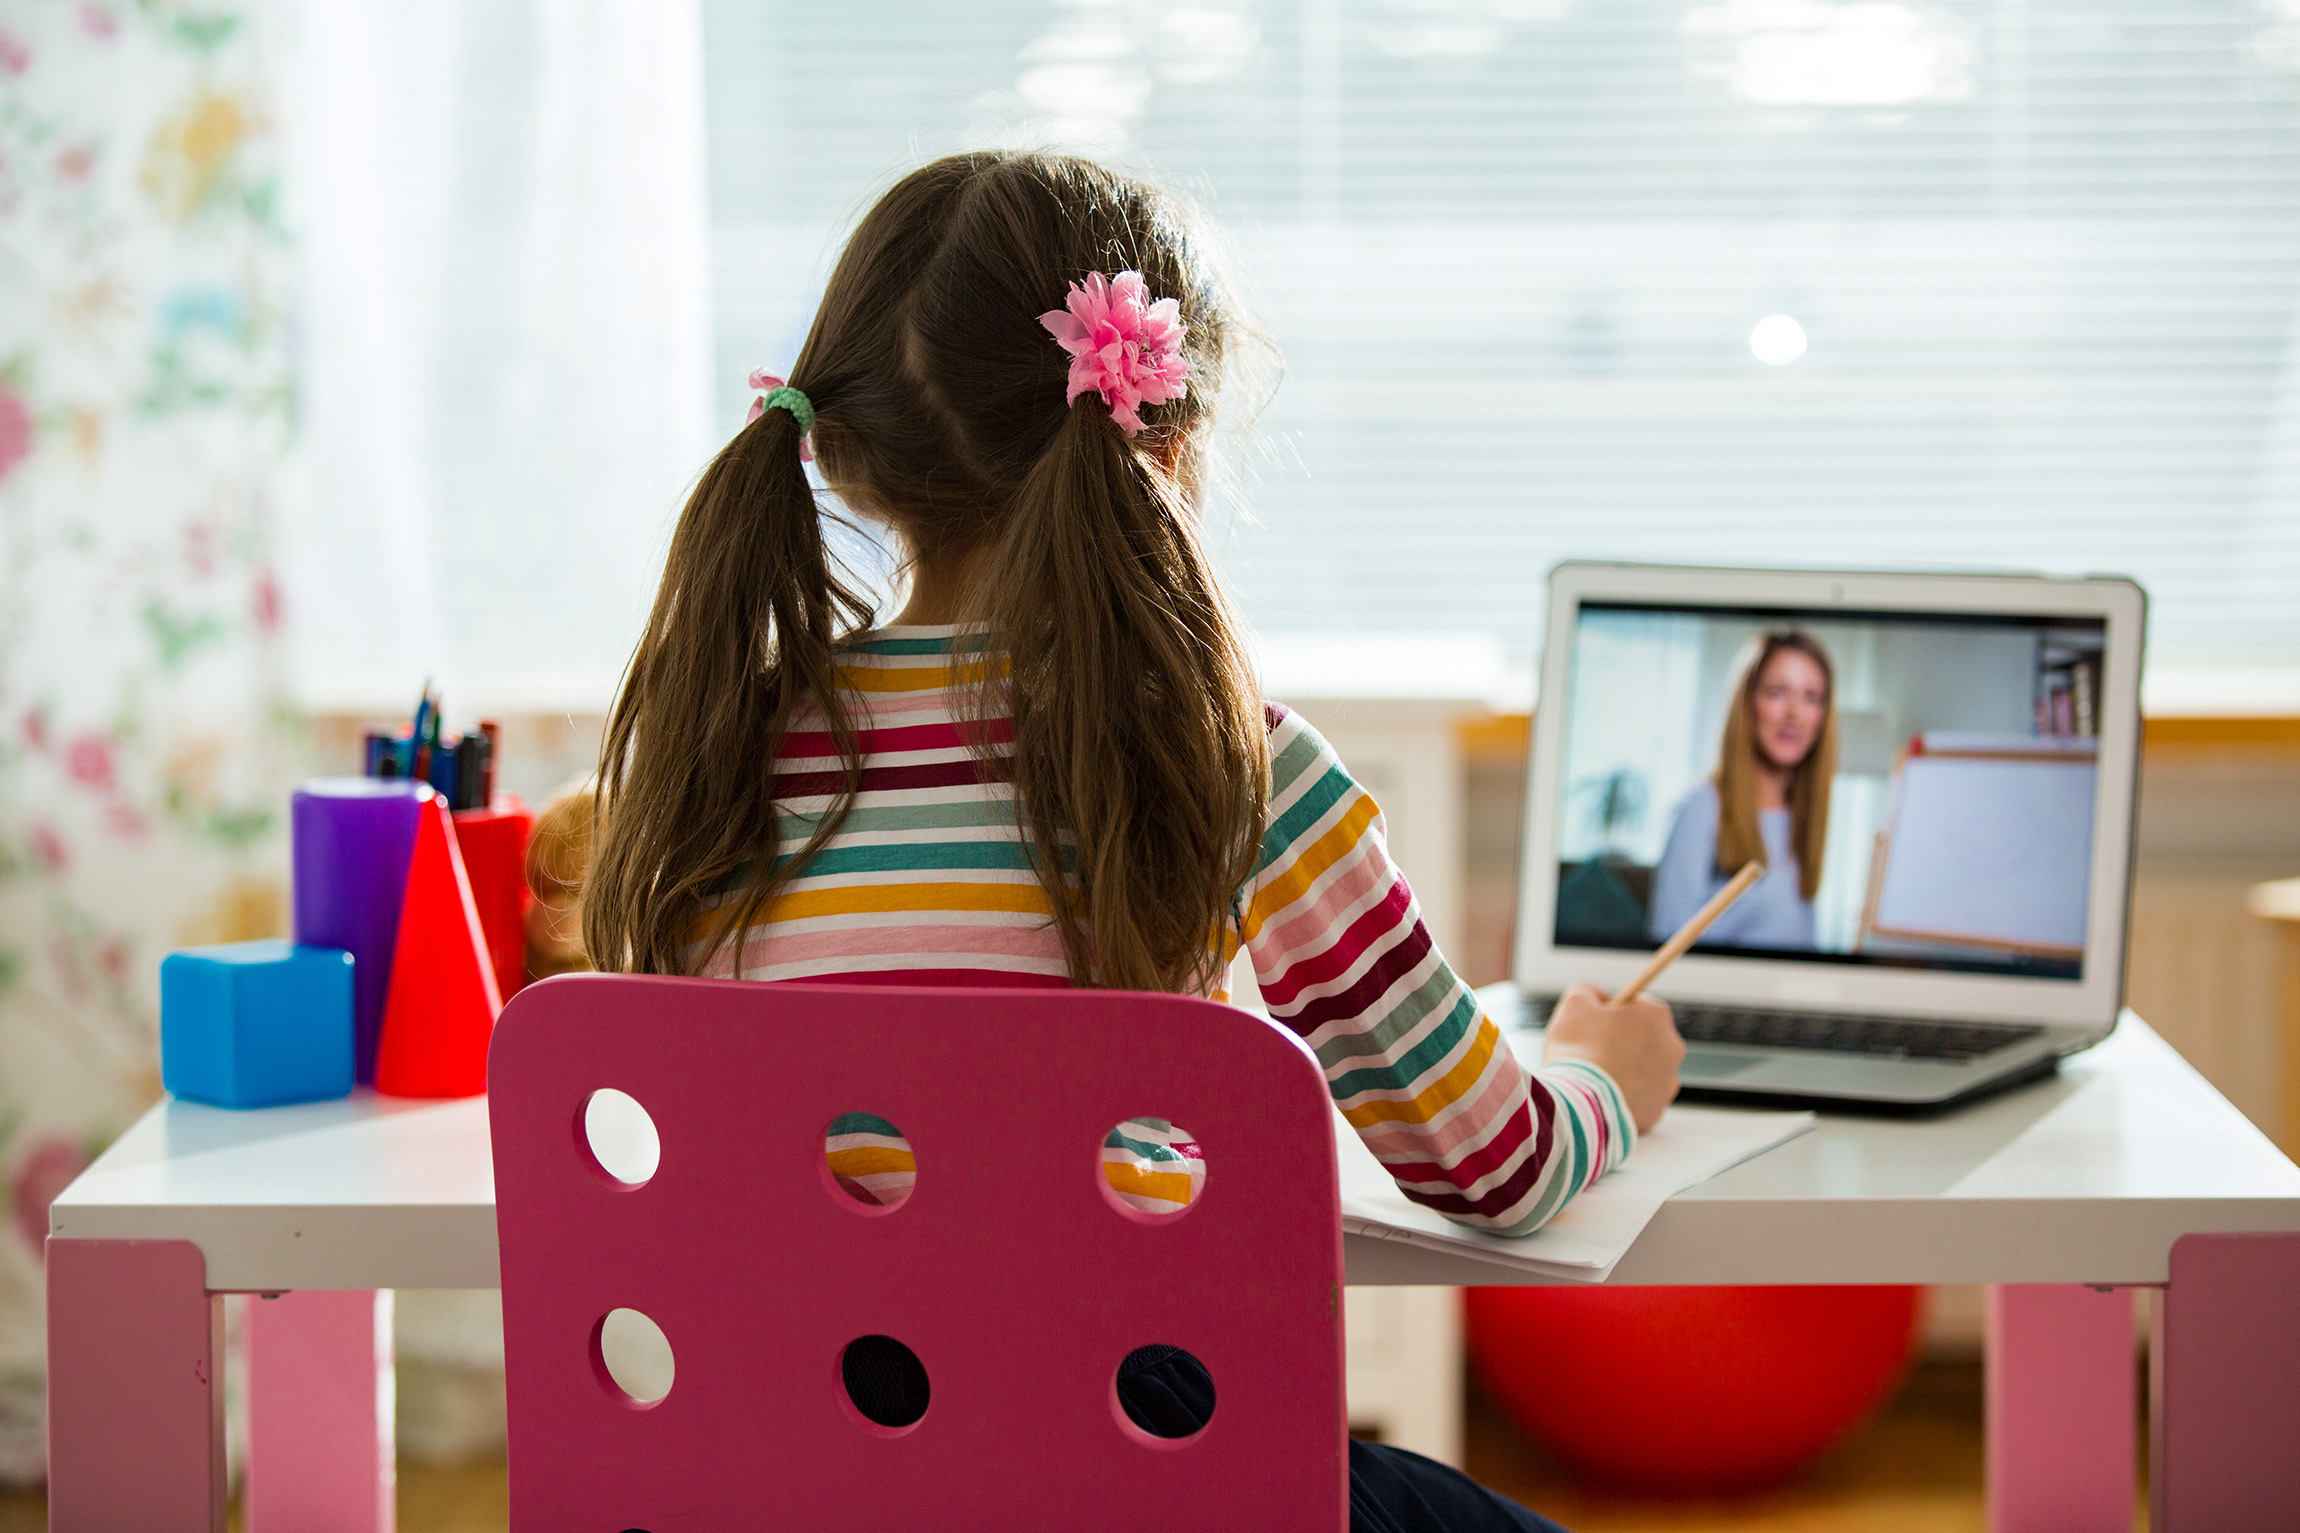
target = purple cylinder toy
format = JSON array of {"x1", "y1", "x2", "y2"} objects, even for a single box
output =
[{"x1": 292, "y1": 778, "x2": 432, "y2": 1083}]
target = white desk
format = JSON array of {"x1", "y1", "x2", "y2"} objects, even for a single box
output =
[
  {"x1": 48, "y1": 1015, "x2": 2300, "y2": 1531},
  {"x1": 1362, "y1": 1016, "x2": 2300, "y2": 1288}
]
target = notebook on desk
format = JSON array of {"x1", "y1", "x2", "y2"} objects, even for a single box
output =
[{"x1": 1494, "y1": 562, "x2": 2146, "y2": 1111}]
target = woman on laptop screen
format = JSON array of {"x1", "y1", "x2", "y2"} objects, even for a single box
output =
[{"x1": 1649, "y1": 631, "x2": 1838, "y2": 949}]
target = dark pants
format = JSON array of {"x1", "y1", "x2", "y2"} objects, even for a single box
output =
[{"x1": 1116, "y1": 1344, "x2": 1571, "y2": 1533}]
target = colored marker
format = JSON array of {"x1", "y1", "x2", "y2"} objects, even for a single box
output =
[{"x1": 478, "y1": 720, "x2": 500, "y2": 806}]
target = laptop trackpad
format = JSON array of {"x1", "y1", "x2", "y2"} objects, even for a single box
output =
[{"x1": 1681, "y1": 1050, "x2": 1764, "y2": 1081}]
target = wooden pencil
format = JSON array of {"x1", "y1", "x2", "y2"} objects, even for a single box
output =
[{"x1": 1612, "y1": 859, "x2": 1766, "y2": 1005}]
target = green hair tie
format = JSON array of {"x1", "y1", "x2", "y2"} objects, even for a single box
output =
[
  {"x1": 761, "y1": 384, "x2": 815, "y2": 435},
  {"x1": 744, "y1": 371, "x2": 817, "y2": 455}
]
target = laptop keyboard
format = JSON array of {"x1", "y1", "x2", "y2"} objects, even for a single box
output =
[{"x1": 1524, "y1": 998, "x2": 2044, "y2": 1062}]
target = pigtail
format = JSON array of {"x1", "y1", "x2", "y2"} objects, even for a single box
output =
[
  {"x1": 973, "y1": 403, "x2": 1268, "y2": 994},
  {"x1": 586, "y1": 397, "x2": 873, "y2": 975}
]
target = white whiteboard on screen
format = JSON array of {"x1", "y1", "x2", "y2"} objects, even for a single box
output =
[{"x1": 1870, "y1": 754, "x2": 2097, "y2": 954}]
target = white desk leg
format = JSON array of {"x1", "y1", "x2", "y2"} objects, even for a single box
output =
[
  {"x1": 245, "y1": 1288, "x2": 396, "y2": 1533},
  {"x1": 2152, "y1": 1232, "x2": 2300, "y2": 1529},
  {"x1": 1983, "y1": 1284, "x2": 2134, "y2": 1533},
  {"x1": 44, "y1": 1237, "x2": 226, "y2": 1532}
]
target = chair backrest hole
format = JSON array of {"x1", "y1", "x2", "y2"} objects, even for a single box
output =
[
  {"x1": 595, "y1": 1307, "x2": 674, "y2": 1404},
  {"x1": 1114, "y1": 1343, "x2": 1216, "y2": 1442},
  {"x1": 1099, "y1": 1117, "x2": 1205, "y2": 1220},
  {"x1": 821, "y1": 1112, "x2": 915, "y2": 1211},
  {"x1": 841, "y1": 1334, "x2": 929, "y2": 1430},
  {"x1": 582, "y1": 1088, "x2": 660, "y2": 1186}
]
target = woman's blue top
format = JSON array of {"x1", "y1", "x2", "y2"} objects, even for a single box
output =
[{"x1": 1647, "y1": 780, "x2": 1816, "y2": 949}]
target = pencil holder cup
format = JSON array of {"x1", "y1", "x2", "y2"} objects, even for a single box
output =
[
  {"x1": 451, "y1": 795, "x2": 532, "y2": 1003},
  {"x1": 160, "y1": 940, "x2": 356, "y2": 1109}
]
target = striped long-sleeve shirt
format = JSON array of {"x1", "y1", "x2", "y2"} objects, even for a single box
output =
[{"x1": 690, "y1": 626, "x2": 1635, "y2": 1234}]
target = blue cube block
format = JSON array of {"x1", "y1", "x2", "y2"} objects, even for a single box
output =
[{"x1": 160, "y1": 940, "x2": 356, "y2": 1108}]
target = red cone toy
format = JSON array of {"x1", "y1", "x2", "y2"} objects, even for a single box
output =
[{"x1": 374, "y1": 795, "x2": 503, "y2": 1097}]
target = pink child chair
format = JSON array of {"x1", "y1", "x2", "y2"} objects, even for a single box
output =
[{"x1": 488, "y1": 973, "x2": 1350, "y2": 1529}]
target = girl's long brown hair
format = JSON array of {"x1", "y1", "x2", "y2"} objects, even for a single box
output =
[
  {"x1": 1713, "y1": 630, "x2": 1837, "y2": 901},
  {"x1": 585, "y1": 152, "x2": 1267, "y2": 993}
]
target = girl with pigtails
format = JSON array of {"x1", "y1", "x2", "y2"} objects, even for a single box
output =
[{"x1": 585, "y1": 150, "x2": 1680, "y2": 1531}]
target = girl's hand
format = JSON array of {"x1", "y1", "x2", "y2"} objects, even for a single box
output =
[{"x1": 1540, "y1": 982, "x2": 1685, "y2": 1135}]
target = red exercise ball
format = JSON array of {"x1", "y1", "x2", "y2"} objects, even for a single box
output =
[{"x1": 1464, "y1": 1284, "x2": 1923, "y2": 1493}]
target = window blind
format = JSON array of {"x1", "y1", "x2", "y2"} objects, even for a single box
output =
[{"x1": 702, "y1": 0, "x2": 2300, "y2": 692}]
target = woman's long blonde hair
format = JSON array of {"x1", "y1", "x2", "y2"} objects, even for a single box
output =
[
  {"x1": 1714, "y1": 631, "x2": 1837, "y2": 901},
  {"x1": 583, "y1": 152, "x2": 1268, "y2": 994}
]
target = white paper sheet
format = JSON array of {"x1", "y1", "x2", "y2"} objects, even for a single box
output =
[{"x1": 1336, "y1": 1102, "x2": 1815, "y2": 1282}]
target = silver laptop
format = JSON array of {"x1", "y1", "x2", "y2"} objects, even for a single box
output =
[{"x1": 1494, "y1": 562, "x2": 2146, "y2": 1110}]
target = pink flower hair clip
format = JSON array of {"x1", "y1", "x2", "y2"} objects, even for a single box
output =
[
  {"x1": 746, "y1": 368, "x2": 814, "y2": 460},
  {"x1": 1038, "y1": 270, "x2": 1190, "y2": 437}
]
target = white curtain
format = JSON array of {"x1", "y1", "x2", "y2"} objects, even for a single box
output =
[{"x1": 281, "y1": 0, "x2": 714, "y2": 715}]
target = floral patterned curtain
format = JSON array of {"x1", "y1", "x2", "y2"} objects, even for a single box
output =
[{"x1": 0, "y1": 1, "x2": 302, "y2": 1480}]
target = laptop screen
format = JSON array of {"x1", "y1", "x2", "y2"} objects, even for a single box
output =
[{"x1": 1554, "y1": 600, "x2": 2109, "y2": 982}]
